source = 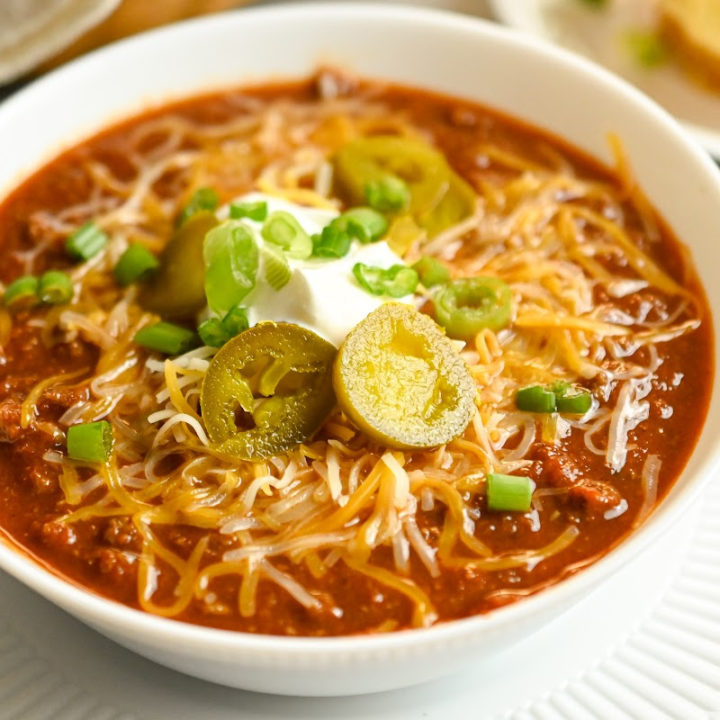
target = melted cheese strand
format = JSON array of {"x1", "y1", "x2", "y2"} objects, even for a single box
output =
[
  {"x1": 21, "y1": 368, "x2": 88, "y2": 429},
  {"x1": 342, "y1": 554, "x2": 438, "y2": 628},
  {"x1": 22, "y1": 90, "x2": 700, "y2": 631}
]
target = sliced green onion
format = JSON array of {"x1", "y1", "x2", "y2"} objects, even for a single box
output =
[
  {"x1": 352, "y1": 263, "x2": 418, "y2": 298},
  {"x1": 261, "y1": 211, "x2": 312, "y2": 260},
  {"x1": 66, "y1": 222, "x2": 108, "y2": 261},
  {"x1": 412, "y1": 257, "x2": 450, "y2": 288},
  {"x1": 335, "y1": 207, "x2": 388, "y2": 243},
  {"x1": 623, "y1": 30, "x2": 667, "y2": 68},
  {"x1": 66, "y1": 420, "x2": 113, "y2": 463},
  {"x1": 262, "y1": 244, "x2": 292, "y2": 290},
  {"x1": 198, "y1": 318, "x2": 231, "y2": 348},
  {"x1": 516, "y1": 386, "x2": 557, "y2": 413},
  {"x1": 222, "y1": 305, "x2": 249, "y2": 336},
  {"x1": 3, "y1": 275, "x2": 38, "y2": 310},
  {"x1": 312, "y1": 224, "x2": 353, "y2": 259},
  {"x1": 516, "y1": 381, "x2": 593, "y2": 414},
  {"x1": 365, "y1": 175, "x2": 410, "y2": 212},
  {"x1": 576, "y1": 0, "x2": 608, "y2": 8},
  {"x1": 38, "y1": 270, "x2": 73, "y2": 305},
  {"x1": 433, "y1": 276, "x2": 512, "y2": 340},
  {"x1": 487, "y1": 473, "x2": 535, "y2": 513},
  {"x1": 230, "y1": 200, "x2": 268, "y2": 222},
  {"x1": 555, "y1": 390, "x2": 593, "y2": 414},
  {"x1": 134, "y1": 321, "x2": 199, "y2": 355},
  {"x1": 113, "y1": 244, "x2": 159, "y2": 286},
  {"x1": 178, "y1": 187, "x2": 219, "y2": 226},
  {"x1": 204, "y1": 220, "x2": 259, "y2": 316},
  {"x1": 199, "y1": 304, "x2": 250, "y2": 348},
  {"x1": 310, "y1": 208, "x2": 385, "y2": 259}
]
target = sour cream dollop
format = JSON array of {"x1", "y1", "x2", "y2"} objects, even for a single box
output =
[{"x1": 224, "y1": 193, "x2": 414, "y2": 346}]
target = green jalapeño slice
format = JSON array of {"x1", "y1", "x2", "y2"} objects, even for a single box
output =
[
  {"x1": 333, "y1": 303, "x2": 476, "y2": 449},
  {"x1": 433, "y1": 276, "x2": 513, "y2": 340},
  {"x1": 332, "y1": 136, "x2": 476, "y2": 238},
  {"x1": 140, "y1": 211, "x2": 218, "y2": 319},
  {"x1": 201, "y1": 323, "x2": 337, "y2": 460}
]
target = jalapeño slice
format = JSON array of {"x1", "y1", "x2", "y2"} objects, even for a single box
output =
[
  {"x1": 333, "y1": 303, "x2": 476, "y2": 449},
  {"x1": 201, "y1": 323, "x2": 336, "y2": 460},
  {"x1": 332, "y1": 136, "x2": 476, "y2": 238},
  {"x1": 433, "y1": 276, "x2": 513, "y2": 340},
  {"x1": 140, "y1": 211, "x2": 218, "y2": 319}
]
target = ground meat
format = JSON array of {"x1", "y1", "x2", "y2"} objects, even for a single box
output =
[
  {"x1": 623, "y1": 291, "x2": 670, "y2": 325},
  {"x1": 40, "y1": 384, "x2": 89, "y2": 410},
  {"x1": 532, "y1": 444, "x2": 623, "y2": 517},
  {"x1": 41, "y1": 520, "x2": 77, "y2": 551},
  {"x1": 531, "y1": 444, "x2": 585, "y2": 488},
  {"x1": 103, "y1": 517, "x2": 140, "y2": 551},
  {"x1": 449, "y1": 105, "x2": 478, "y2": 128},
  {"x1": 165, "y1": 528, "x2": 197, "y2": 554},
  {"x1": 0, "y1": 391, "x2": 68, "y2": 493},
  {"x1": 96, "y1": 548, "x2": 137, "y2": 583},
  {"x1": 0, "y1": 399, "x2": 23, "y2": 443},
  {"x1": 16, "y1": 437, "x2": 61, "y2": 493},
  {"x1": 27, "y1": 212, "x2": 65, "y2": 245},
  {"x1": 315, "y1": 67, "x2": 358, "y2": 99},
  {"x1": 568, "y1": 480, "x2": 622, "y2": 514}
]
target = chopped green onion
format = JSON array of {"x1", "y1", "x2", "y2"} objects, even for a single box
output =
[
  {"x1": 38, "y1": 270, "x2": 73, "y2": 305},
  {"x1": 198, "y1": 318, "x2": 231, "y2": 348},
  {"x1": 576, "y1": 0, "x2": 608, "y2": 8},
  {"x1": 261, "y1": 211, "x2": 312, "y2": 260},
  {"x1": 433, "y1": 276, "x2": 513, "y2": 339},
  {"x1": 336, "y1": 207, "x2": 388, "y2": 243},
  {"x1": 352, "y1": 263, "x2": 418, "y2": 298},
  {"x1": 412, "y1": 257, "x2": 450, "y2": 288},
  {"x1": 312, "y1": 209, "x2": 385, "y2": 259},
  {"x1": 516, "y1": 386, "x2": 557, "y2": 413},
  {"x1": 555, "y1": 389, "x2": 593, "y2": 414},
  {"x1": 365, "y1": 175, "x2": 410, "y2": 212},
  {"x1": 487, "y1": 473, "x2": 535, "y2": 512},
  {"x1": 199, "y1": 304, "x2": 249, "y2": 348},
  {"x1": 66, "y1": 420, "x2": 113, "y2": 464},
  {"x1": 262, "y1": 244, "x2": 292, "y2": 290},
  {"x1": 3, "y1": 275, "x2": 38, "y2": 310},
  {"x1": 516, "y1": 381, "x2": 593, "y2": 414},
  {"x1": 204, "y1": 220, "x2": 259, "y2": 316},
  {"x1": 229, "y1": 200, "x2": 268, "y2": 222},
  {"x1": 134, "y1": 321, "x2": 199, "y2": 355},
  {"x1": 113, "y1": 244, "x2": 159, "y2": 286},
  {"x1": 623, "y1": 30, "x2": 667, "y2": 68},
  {"x1": 312, "y1": 224, "x2": 353, "y2": 259},
  {"x1": 66, "y1": 222, "x2": 108, "y2": 261},
  {"x1": 178, "y1": 187, "x2": 219, "y2": 226},
  {"x1": 222, "y1": 305, "x2": 249, "y2": 336}
]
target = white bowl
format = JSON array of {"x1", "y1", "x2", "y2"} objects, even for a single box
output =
[{"x1": 0, "y1": 2, "x2": 718, "y2": 697}]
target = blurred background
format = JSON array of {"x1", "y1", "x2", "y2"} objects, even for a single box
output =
[
  {"x1": 0, "y1": 0, "x2": 718, "y2": 157},
  {"x1": 0, "y1": 0, "x2": 488, "y2": 87}
]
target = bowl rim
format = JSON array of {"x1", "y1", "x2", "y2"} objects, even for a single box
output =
[{"x1": 0, "y1": 0, "x2": 718, "y2": 656}]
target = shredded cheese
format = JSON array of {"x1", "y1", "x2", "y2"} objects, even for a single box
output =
[{"x1": 25, "y1": 88, "x2": 700, "y2": 630}]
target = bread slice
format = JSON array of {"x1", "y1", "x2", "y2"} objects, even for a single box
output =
[{"x1": 659, "y1": 0, "x2": 720, "y2": 90}]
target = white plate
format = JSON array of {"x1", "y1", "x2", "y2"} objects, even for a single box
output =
[
  {"x1": 0, "y1": 475, "x2": 716, "y2": 718},
  {"x1": 490, "y1": 0, "x2": 720, "y2": 158}
]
